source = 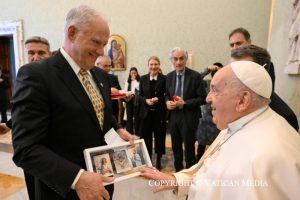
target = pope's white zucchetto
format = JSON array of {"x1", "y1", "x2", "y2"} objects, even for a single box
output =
[{"x1": 230, "y1": 61, "x2": 272, "y2": 98}]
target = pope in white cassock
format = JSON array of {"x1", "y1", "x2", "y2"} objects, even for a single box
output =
[{"x1": 141, "y1": 61, "x2": 300, "y2": 200}]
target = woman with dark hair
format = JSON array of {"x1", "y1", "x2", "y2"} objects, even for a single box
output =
[{"x1": 123, "y1": 67, "x2": 140, "y2": 134}]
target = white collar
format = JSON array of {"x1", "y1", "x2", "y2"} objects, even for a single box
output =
[
  {"x1": 176, "y1": 68, "x2": 186, "y2": 76},
  {"x1": 227, "y1": 106, "x2": 269, "y2": 135},
  {"x1": 150, "y1": 74, "x2": 158, "y2": 81},
  {"x1": 60, "y1": 47, "x2": 92, "y2": 77}
]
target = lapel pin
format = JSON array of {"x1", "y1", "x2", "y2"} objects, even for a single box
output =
[{"x1": 100, "y1": 83, "x2": 103, "y2": 87}]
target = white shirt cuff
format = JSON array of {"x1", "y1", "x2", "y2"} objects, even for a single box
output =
[{"x1": 71, "y1": 169, "x2": 84, "y2": 189}]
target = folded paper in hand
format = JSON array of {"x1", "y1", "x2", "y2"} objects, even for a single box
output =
[{"x1": 104, "y1": 128, "x2": 126, "y2": 145}]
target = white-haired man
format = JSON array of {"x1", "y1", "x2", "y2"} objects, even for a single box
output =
[
  {"x1": 95, "y1": 55, "x2": 121, "y2": 120},
  {"x1": 12, "y1": 5, "x2": 135, "y2": 200},
  {"x1": 142, "y1": 61, "x2": 300, "y2": 200},
  {"x1": 165, "y1": 47, "x2": 207, "y2": 172}
]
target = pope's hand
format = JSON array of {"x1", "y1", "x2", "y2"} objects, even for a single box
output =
[{"x1": 140, "y1": 167, "x2": 177, "y2": 193}]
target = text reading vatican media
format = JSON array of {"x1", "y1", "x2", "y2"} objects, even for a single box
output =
[{"x1": 148, "y1": 179, "x2": 268, "y2": 187}]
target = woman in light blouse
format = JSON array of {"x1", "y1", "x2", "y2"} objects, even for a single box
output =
[{"x1": 123, "y1": 67, "x2": 140, "y2": 135}]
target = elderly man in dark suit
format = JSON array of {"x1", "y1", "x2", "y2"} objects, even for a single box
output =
[
  {"x1": 12, "y1": 5, "x2": 134, "y2": 200},
  {"x1": 165, "y1": 47, "x2": 207, "y2": 172},
  {"x1": 95, "y1": 55, "x2": 122, "y2": 121}
]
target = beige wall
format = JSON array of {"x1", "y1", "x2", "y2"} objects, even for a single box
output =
[
  {"x1": 1, "y1": 0, "x2": 298, "y2": 127},
  {"x1": 269, "y1": 0, "x2": 300, "y2": 129},
  {"x1": 0, "y1": 0, "x2": 271, "y2": 84}
]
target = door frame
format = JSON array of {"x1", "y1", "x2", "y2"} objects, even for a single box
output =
[{"x1": 0, "y1": 20, "x2": 24, "y2": 77}]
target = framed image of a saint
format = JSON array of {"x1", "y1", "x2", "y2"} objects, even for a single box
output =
[
  {"x1": 93, "y1": 153, "x2": 114, "y2": 177},
  {"x1": 106, "y1": 34, "x2": 126, "y2": 71}
]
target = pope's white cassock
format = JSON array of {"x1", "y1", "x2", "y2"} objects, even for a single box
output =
[{"x1": 174, "y1": 106, "x2": 300, "y2": 200}]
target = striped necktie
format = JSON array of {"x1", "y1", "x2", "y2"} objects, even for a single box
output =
[{"x1": 79, "y1": 69, "x2": 105, "y2": 130}]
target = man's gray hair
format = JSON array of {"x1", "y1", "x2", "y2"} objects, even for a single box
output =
[
  {"x1": 169, "y1": 47, "x2": 188, "y2": 60},
  {"x1": 25, "y1": 36, "x2": 50, "y2": 50},
  {"x1": 64, "y1": 5, "x2": 103, "y2": 33},
  {"x1": 95, "y1": 55, "x2": 111, "y2": 66}
]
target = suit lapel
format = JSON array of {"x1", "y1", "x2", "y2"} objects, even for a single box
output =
[
  {"x1": 183, "y1": 67, "x2": 191, "y2": 99},
  {"x1": 155, "y1": 74, "x2": 162, "y2": 92},
  {"x1": 90, "y1": 69, "x2": 110, "y2": 108},
  {"x1": 53, "y1": 52, "x2": 101, "y2": 129},
  {"x1": 144, "y1": 74, "x2": 150, "y2": 97},
  {"x1": 91, "y1": 68, "x2": 115, "y2": 132},
  {"x1": 171, "y1": 71, "x2": 176, "y2": 96}
]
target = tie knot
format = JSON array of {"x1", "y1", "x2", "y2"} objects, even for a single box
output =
[
  {"x1": 79, "y1": 69, "x2": 88, "y2": 76},
  {"x1": 177, "y1": 74, "x2": 182, "y2": 79}
]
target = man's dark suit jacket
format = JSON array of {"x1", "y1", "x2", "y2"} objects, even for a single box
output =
[
  {"x1": 165, "y1": 67, "x2": 207, "y2": 128},
  {"x1": 138, "y1": 73, "x2": 166, "y2": 119},
  {"x1": 108, "y1": 74, "x2": 121, "y2": 90},
  {"x1": 0, "y1": 73, "x2": 9, "y2": 115},
  {"x1": 108, "y1": 73, "x2": 121, "y2": 120},
  {"x1": 270, "y1": 92, "x2": 299, "y2": 131},
  {"x1": 12, "y1": 51, "x2": 121, "y2": 199},
  {"x1": 0, "y1": 72, "x2": 9, "y2": 102},
  {"x1": 266, "y1": 62, "x2": 298, "y2": 131}
]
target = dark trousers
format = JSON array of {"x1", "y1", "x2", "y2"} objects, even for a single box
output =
[
  {"x1": 0, "y1": 101, "x2": 7, "y2": 123},
  {"x1": 196, "y1": 144, "x2": 206, "y2": 161},
  {"x1": 24, "y1": 171, "x2": 35, "y2": 200},
  {"x1": 169, "y1": 111, "x2": 196, "y2": 172},
  {"x1": 140, "y1": 110, "x2": 166, "y2": 159},
  {"x1": 126, "y1": 102, "x2": 140, "y2": 135},
  {"x1": 112, "y1": 100, "x2": 119, "y2": 121}
]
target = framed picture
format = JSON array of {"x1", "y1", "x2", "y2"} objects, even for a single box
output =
[
  {"x1": 84, "y1": 139, "x2": 151, "y2": 185},
  {"x1": 105, "y1": 34, "x2": 126, "y2": 71}
]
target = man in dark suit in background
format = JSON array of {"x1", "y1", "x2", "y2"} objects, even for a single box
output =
[
  {"x1": 95, "y1": 55, "x2": 122, "y2": 121},
  {"x1": 165, "y1": 47, "x2": 207, "y2": 172},
  {"x1": 229, "y1": 28, "x2": 298, "y2": 131},
  {"x1": 12, "y1": 5, "x2": 134, "y2": 200},
  {"x1": 0, "y1": 36, "x2": 52, "y2": 200},
  {"x1": 229, "y1": 27, "x2": 277, "y2": 89},
  {"x1": 230, "y1": 44, "x2": 299, "y2": 131},
  {"x1": 0, "y1": 36, "x2": 51, "y2": 133}
]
